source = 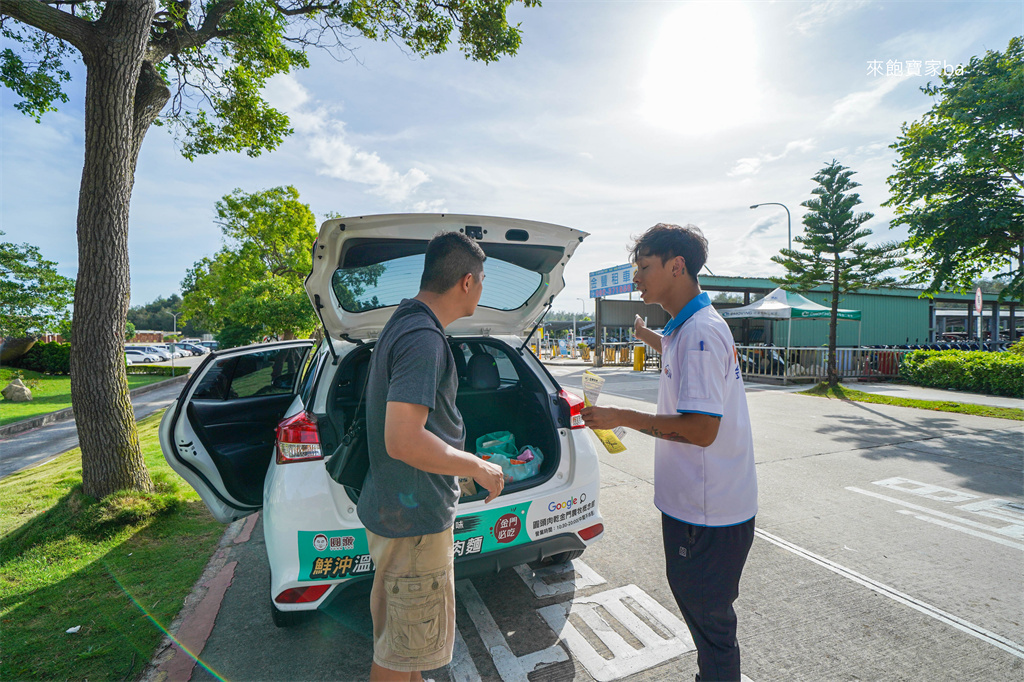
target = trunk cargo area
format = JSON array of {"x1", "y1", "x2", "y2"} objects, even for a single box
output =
[{"x1": 319, "y1": 339, "x2": 560, "y2": 500}]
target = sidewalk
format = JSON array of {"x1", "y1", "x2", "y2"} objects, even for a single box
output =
[
  {"x1": 0, "y1": 374, "x2": 193, "y2": 479},
  {"x1": 0, "y1": 372, "x2": 190, "y2": 439}
]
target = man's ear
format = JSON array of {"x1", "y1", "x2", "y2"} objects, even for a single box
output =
[
  {"x1": 461, "y1": 272, "x2": 475, "y2": 292},
  {"x1": 675, "y1": 256, "x2": 687, "y2": 278}
]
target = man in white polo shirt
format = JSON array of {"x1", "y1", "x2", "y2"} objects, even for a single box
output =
[{"x1": 581, "y1": 223, "x2": 757, "y2": 682}]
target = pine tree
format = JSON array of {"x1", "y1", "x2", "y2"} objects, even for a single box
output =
[{"x1": 772, "y1": 160, "x2": 905, "y2": 386}]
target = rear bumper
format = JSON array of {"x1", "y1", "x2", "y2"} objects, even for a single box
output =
[{"x1": 319, "y1": 532, "x2": 586, "y2": 608}]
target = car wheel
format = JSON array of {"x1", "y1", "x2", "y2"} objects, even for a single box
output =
[{"x1": 541, "y1": 549, "x2": 585, "y2": 565}]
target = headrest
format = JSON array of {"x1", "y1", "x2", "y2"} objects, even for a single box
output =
[{"x1": 466, "y1": 353, "x2": 500, "y2": 390}]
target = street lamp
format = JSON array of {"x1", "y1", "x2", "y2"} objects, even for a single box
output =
[
  {"x1": 750, "y1": 202, "x2": 792, "y2": 253},
  {"x1": 167, "y1": 311, "x2": 181, "y2": 371}
]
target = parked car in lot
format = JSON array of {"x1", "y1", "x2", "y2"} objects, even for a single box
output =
[
  {"x1": 125, "y1": 349, "x2": 159, "y2": 364},
  {"x1": 125, "y1": 345, "x2": 171, "y2": 361},
  {"x1": 161, "y1": 214, "x2": 604, "y2": 627},
  {"x1": 180, "y1": 342, "x2": 210, "y2": 355},
  {"x1": 172, "y1": 342, "x2": 206, "y2": 356},
  {"x1": 152, "y1": 343, "x2": 186, "y2": 359}
]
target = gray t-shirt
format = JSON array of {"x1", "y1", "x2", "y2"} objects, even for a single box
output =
[{"x1": 357, "y1": 298, "x2": 464, "y2": 538}]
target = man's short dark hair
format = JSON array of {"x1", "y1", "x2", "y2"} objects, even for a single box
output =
[
  {"x1": 629, "y1": 223, "x2": 708, "y2": 283},
  {"x1": 420, "y1": 231, "x2": 487, "y2": 294}
]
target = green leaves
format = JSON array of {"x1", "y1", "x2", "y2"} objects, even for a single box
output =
[
  {"x1": 901, "y1": 349, "x2": 1024, "y2": 398},
  {"x1": 772, "y1": 160, "x2": 904, "y2": 295},
  {"x1": 3, "y1": 1, "x2": 537, "y2": 157},
  {"x1": 0, "y1": 26, "x2": 73, "y2": 121},
  {"x1": 772, "y1": 160, "x2": 905, "y2": 386},
  {"x1": 885, "y1": 36, "x2": 1023, "y2": 300},
  {"x1": 180, "y1": 186, "x2": 319, "y2": 339},
  {"x1": 0, "y1": 231, "x2": 75, "y2": 339}
]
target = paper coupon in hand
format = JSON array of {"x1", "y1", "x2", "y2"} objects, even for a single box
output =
[{"x1": 582, "y1": 371, "x2": 627, "y2": 453}]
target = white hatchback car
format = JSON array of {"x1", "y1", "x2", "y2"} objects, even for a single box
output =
[{"x1": 160, "y1": 214, "x2": 604, "y2": 627}]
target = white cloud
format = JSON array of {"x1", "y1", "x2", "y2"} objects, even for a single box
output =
[
  {"x1": 729, "y1": 138, "x2": 815, "y2": 177},
  {"x1": 824, "y1": 75, "x2": 905, "y2": 126},
  {"x1": 793, "y1": 0, "x2": 871, "y2": 35},
  {"x1": 263, "y1": 74, "x2": 435, "y2": 205}
]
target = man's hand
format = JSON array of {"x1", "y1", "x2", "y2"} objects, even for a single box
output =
[
  {"x1": 634, "y1": 314, "x2": 647, "y2": 337},
  {"x1": 474, "y1": 459, "x2": 506, "y2": 503},
  {"x1": 581, "y1": 405, "x2": 623, "y2": 431}
]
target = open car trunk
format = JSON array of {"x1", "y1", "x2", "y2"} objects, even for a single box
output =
[{"x1": 317, "y1": 338, "x2": 560, "y2": 500}]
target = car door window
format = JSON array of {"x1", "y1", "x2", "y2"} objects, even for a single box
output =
[{"x1": 191, "y1": 347, "x2": 309, "y2": 400}]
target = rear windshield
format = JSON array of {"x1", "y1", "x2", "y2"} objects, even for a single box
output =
[{"x1": 333, "y1": 254, "x2": 542, "y2": 313}]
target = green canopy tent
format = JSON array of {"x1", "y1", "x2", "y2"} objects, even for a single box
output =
[{"x1": 719, "y1": 287, "x2": 862, "y2": 350}]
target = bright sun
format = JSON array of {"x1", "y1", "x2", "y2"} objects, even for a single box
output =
[{"x1": 640, "y1": 2, "x2": 760, "y2": 134}]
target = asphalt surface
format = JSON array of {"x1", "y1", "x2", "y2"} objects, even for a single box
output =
[{"x1": 147, "y1": 366, "x2": 1023, "y2": 682}]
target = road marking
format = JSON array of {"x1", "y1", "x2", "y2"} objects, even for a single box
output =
[
  {"x1": 455, "y1": 579, "x2": 568, "y2": 682},
  {"x1": 956, "y1": 498, "x2": 1024, "y2": 539},
  {"x1": 873, "y1": 477, "x2": 980, "y2": 503},
  {"x1": 514, "y1": 558, "x2": 607, "y2": 597},
  {"x1": 847, "y1": 486, "x2": 1024, "y2": 551},
  {"x1": 537, "y1": 584, "x2": 696, "y2": 682},
  {"x1": 449, "y1": 628, "x2": 481, "y2": 682},
  {"x1": 755, "y1": 528, "x2": 1024, "y2": 660}
]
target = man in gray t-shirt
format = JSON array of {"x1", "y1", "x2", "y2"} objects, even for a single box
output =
[
  {"x1": 358, "y1": 297, "x2": 466, "y2": 537},
  {"x1": 357, "y1": 232, "x2": 504, "y2": 682}
]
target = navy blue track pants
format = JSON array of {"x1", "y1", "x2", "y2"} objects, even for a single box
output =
[{"x1": 662, "y1": 514, "x2": 755, "y2": 682}]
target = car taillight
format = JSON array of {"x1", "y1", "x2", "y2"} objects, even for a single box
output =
[
  {"x1": 559, "y1": 389, "x2": 586, "y2": 429},
  {"x1": 274, "y1": 584, "x2": 330, "y2": 604},
  {"x1": 276, "y1": 411, "x2": 323, "y2": 463},
  {"x1": 579, "y1": 523, "x2": 604, "y2": 541}
]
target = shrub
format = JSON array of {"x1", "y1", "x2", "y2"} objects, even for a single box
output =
[
  {"x1": 126, "y1": 365, "x2": 189, "y2": 377},
  {"x1": 8, "y1": 342, "x2": 71, "y2": 374},
  {"x1": 1008, "y1": 339, "x2": 1024, "y2": 356},
  {"x1": 901, "y1": 350, "x2": 1024, "y2": 398}
]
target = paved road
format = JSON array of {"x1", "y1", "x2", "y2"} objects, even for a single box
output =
[
  {"x1": 0, "y1": 355, "x2": 205, "y2": 479},
  {"x1": 164, "y1": 366, "x2": 1023, "y2": 682}
]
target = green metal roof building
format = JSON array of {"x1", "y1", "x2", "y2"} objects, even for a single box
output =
[{"x1": 699, "y1": 276, "x2": 1021, "y2": 347}]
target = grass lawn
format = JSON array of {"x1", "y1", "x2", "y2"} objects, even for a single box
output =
[
  {"x1": 799, "y1": 382, "x2": 1024, "y2": 421},
  {"x1": 0, "y1": 368, "x2": 171, "y2": 427},
  {"x1": 0, "y1": 411, "x2": 226, "y2": 681}
]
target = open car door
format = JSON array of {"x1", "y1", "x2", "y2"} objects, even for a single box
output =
[{"x1": 160, "y1": 340, "x2": 315, "y2": 523}]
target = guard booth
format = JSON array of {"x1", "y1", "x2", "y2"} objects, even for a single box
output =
[{"x1": 593, "y1": 298, "x2": 670, "y2": 367}]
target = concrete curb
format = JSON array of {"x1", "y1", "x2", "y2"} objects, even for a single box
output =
[
  {"x1": 140, "y1": 514, "x2": 255, "y2": 682},
  {"x1": 0, "y1": 372, "x2": 190, "y2": 439}
]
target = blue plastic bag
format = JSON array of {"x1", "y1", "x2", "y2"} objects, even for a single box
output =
[{"x1": 506, "y1": 445, "x2": 543, "y2": 482}]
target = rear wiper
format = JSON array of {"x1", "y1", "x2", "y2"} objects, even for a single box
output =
[{"x1": 520, "y1": 298, "x2": 554, "y2": 353}]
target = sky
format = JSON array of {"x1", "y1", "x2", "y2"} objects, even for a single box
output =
[{"x1": 2, "y1": 0, "x2": 1021, "y2": 317}]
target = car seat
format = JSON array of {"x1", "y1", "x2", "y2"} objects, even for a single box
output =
[{"x1": 466, "y1": 353, "x2": 500, "y2": 390}]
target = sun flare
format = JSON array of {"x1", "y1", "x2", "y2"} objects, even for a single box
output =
[{"x1": 640, "y1": 2, "x2": 760, "y2": 134}]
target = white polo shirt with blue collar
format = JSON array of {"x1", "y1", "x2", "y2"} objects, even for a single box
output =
[{"x1": 654, "y1": 292, "x2": 758, "y2": 527}]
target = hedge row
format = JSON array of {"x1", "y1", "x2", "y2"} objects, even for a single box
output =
[
  {"x1": 126, "y1": 365, "x2": 189, "y2": 377},
  {"x1": 6, "y1": 343, "x2": 190, "y2": 378},
  {"x1": 900, "y1": 350, "x2": 1024, "y2": 398},
  {"x1": 7, "y1": 342, "x2": 71, "y2": 374}
]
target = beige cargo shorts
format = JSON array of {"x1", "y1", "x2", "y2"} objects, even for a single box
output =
[{"x1": 365, "y1": 526, "x2": 456, "y2": 673}]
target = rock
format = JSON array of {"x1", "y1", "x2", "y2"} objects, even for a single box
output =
[{"x1": 2, "y1": 378, "x2": 32, "y2": 402}]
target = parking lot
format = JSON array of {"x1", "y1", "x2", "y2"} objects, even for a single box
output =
[{"x1": 163, "y1": 366, "x2": 1023, "y2": 682}]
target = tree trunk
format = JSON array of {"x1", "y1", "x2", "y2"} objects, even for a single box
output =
[
  {"x1": 827, "y1": 260, "x2": 840, "y2": 387},
  {"x1": 73, "y1": 1, "x2": 162, "y2": 499}
]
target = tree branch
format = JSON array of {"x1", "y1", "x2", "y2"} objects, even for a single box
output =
[
  {"x1": 0, "y1": 0, "x2": 97, "y2": 55},
  {"x1": 271, "y1": 0, "x2": 334, "y2": 17},
  {"x1": 147, "y1": 0, "x2": 236, "y2": 64}
]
